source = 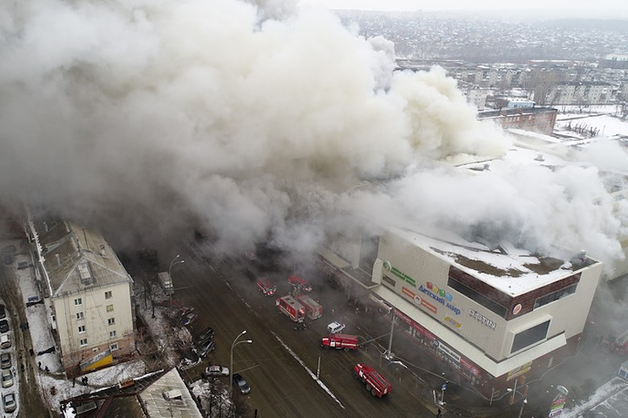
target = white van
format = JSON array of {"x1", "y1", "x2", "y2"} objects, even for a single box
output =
[
  {"x1": 327, "y1": 321, "x2": 346, "y2": 334},
  {"x1": 0, "y1": 334, "x2": 10, "y2": 349}
]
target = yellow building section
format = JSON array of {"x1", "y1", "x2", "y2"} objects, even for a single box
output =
[{"x1": 80, "y1": 349, "x2": 113, "y2": 372}]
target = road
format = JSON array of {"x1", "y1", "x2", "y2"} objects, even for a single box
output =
[{"x1": 170, "y1": 241, "x2": 436, "y2": 418}]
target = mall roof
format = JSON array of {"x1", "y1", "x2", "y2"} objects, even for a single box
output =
[{"x1": 389, "y1": 226, "x2": 598, "y2": 297}]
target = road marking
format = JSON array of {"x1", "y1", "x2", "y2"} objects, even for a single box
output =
[{"x1": 271, "y1": 331, "x2": 345, "y2": 409}]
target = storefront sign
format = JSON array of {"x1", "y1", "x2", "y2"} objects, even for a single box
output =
[
  {"x1": 506, "y1": 361, "x2": 532, "y2": 381},
  {"x1": 436, "y1": 341, "x2": 461, "y2": 363},
  {"x1": 391, "y1": 266, "x2": 416, "y2": 287},
  {"x1": 469, "y1": 308, "x2": 497, "y2": 330},
  {"x1": 419, "y1": 284, "x2": 461, "y2": 315},
  {"x1": 445, "y1": 316, "x2": 462, "y2": 329},
  {"x1": 403, "y1": 287, "x2": 438, "y2": 313},
  {"x1": 460, "y1": 358, "x2": 481, "y2": 377}
]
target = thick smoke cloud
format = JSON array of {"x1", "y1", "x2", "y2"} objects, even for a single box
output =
[{"x1": 0, "y1": 0, "x2": 625, "y2": 272}]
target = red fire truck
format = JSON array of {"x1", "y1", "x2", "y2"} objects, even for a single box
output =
[
  {"x1": 321, "y1": 334, "x2": 358, "y2": 351},
  {"x1": 296, "y1": 294, "x2": 322, "y2": 320},
  {"x1": 287, "y1": 275, "x2": 312, "y2": 292},
  {"x1": 256, "y1": 277, "x2": 276, "y2": 296},
  {"x1": 353, "y1": 363, "x2": 392, "y2": 398},
  {"x1": 276, "y1": 296, "x2": 306, "y2": 323}
]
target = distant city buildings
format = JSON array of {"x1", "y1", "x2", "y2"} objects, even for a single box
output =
[{"x1": 477, "y1": 107, "x2": 558, "y2": 135}]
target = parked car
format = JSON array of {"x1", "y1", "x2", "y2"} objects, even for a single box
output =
[
  {"x1": 181, "y1": 312, "x2": 198, "y2": 327},
  {"x1": 1, "y1": 370, "x2": 13, "y2": 388},
  {"x1": 193, "y1": 327, "x2": 215, "y2": 346},
  {"x1": 0, "y1": 304, "x2": 5, "y2": 319},
  {"x1": 17, "y1": 261, "x2": 29, "y2": 270},
  {"x1": 0, "y1": 334, "x2": 10, "y2": 349},
  {"x1": 179, "y1": 306, "x2": 194, "y2": 317},
  {"x1": 197, "y1": 339, "x2": 215, "y2": 358},
  {"x1": 204, "y1": 365, "x2": 229, "y2": 377},
  {"x1": 0, "y1": 320, "x2": 8, "y2": 334},
  {"x1": 2, "y1": 392, "x2": 16, "y2": 413},
  {"x1": 327, "y1": 321, "x2": 346, "y2": 335},
  {"x1": 232, "y1": 373, "x2": 251, "y2": 395},
  {"x1": 0, "y1": 353, "x2": 10, "y2": 370}
]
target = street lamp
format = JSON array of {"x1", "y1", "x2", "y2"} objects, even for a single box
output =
[
  {"x1": 518, "y1": 398, "x2": 528, "y2": 418},
  {"x1": 168, "y1": 254, "x2": 185, "y2": 307},
  {"x1": 230, "y1": 330, "x2": 253, "y2": 395}
]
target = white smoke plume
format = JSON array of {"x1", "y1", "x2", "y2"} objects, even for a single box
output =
[{"x1": 0, "y1": 0, "x2": 625, "y2": 272}]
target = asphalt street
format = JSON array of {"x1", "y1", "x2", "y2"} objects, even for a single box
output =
[{"x1": 173, "y1": 241, "x2": 438, "y2": 418}]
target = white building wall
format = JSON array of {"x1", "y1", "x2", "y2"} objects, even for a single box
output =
[
  {"x1": 54, "y1": 281, "x2": 134, "y2": 362},
  {"x1": 377, "y1": 229, "x2": 603, "y2": 362}
]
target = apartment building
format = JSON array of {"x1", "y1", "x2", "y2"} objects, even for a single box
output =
[
  {"x1": 477, "y1": 107, "x2": 558, "y2": 135},
  {"x1": 546, "y1": 81, "x2": 613, "y2": 105},
  {"x1": 27, "y1": 218, "x2": 136, "y2": 376}
]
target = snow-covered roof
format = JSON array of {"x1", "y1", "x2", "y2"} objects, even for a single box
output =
[
  {"x1": 139, "y1": 368, "x2": 203, "y2": 418},
  {"x1": 389, "y1": 226, "x2": 598, "y2": 296},
  {"x1": 31, "y1": 219, "x2": 131, "y2": 297}
]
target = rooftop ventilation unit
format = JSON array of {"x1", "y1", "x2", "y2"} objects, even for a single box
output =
[
  {"x1": 78, "y1": 260, "x2": 94, "y2": 286},
  {"x1": 162, "y1": 389, "x2": 182, "y2": 401}
]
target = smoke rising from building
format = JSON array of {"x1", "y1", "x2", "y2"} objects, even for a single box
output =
[{"x1": 0, "y1": 0, "x2": 626, "y2": 271}]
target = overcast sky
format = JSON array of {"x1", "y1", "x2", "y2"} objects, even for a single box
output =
[{"x1": 313, "y1": 0, "x2": 628, "y2": 16}]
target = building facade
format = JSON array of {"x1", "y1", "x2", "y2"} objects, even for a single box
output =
[
  {"x1": 26, "y1": 218, "x2": 136, "y2": 376},
  {"x1": 317, "y1": 226, "x2": 602, "y2": 398},
  {"x1": 477, "y1": 107, "x2": 558, "y2": 135}
]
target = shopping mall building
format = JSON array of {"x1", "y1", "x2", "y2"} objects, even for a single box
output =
[{"x1": 317, "y1": 226, "x2": 603, "y2": 398}]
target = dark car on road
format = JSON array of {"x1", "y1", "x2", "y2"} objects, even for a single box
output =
[
  {"x1": 232, "y1": 373, "x2": 251, "y2": 395},
  {"x1": 0, "y1": 320, "x2": 8, "y2": 334},
  {"x1": 0, "y1": 304, "x2": 5, "y2": 320},
  {"x1": 197, "y1": 339, "x2": 215, "y2": 358},
  {"x1": 193, "y1": 327, "x2": 214, "y2": 346}
]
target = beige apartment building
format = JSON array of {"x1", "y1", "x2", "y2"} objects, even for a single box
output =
[{"x1": 27, "y1": 218, "x2": 136, "y2": 376}]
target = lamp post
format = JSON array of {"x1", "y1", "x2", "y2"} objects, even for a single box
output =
[
  {"x1": 230, "y1": 330, "x2": 253, "y2": 395},
  {"x1": 518, "y1": 398, "x2": 527, "y2": 418},
  {"x1": 168, "y1": 254, "x2": 185, "y2": 307}
]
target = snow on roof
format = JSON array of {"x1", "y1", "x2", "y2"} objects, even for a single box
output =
[
  {"x1": 140, "y1": 368, "x2": 203, "y2": 418},
  {"x1": 389, "y1": 226, "x2": 595, "y2": 296}
]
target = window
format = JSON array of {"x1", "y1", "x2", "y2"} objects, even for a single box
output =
[
  {"x1": 534, "y1": 284, "x2": 577, "y2": 309},
  {"x1": 78, "y1": 325, "x2": 86, "y2": 333},
  {"x1": 511, "y1": 320, "x2": 551, "y2": 354},
  {"x1": 76, "y1": 312, "x2": 84, "y2": 320},
  {"x1": 109, "y1": 330, "x2": 117, "y2": 338},
  {"x1": 106, "y1": 304, "x2": 114, "y2": 312},
  {"x1": 382, "y1": 275, "x2": 396, "y2": 289},
  {"x1": 74, "y1": 298, "x2": 82, "y2": 306},
  {"x1": 105, "y1": 291, "x2": 112, "y2": 299},
  {"x1": 448, "y1": 277, "x2": 507, "y2": 318},
  {"x1": 110, "y1": 343, "x2": 119, "y2": 351},
  {"x1": 108, "y1": 318, "x2": 115, "y2": 326},
  {"x1": 79, "y1": 338, "x2": 88, "y2": 347}
]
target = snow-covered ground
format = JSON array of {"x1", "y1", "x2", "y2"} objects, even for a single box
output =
[
  {"x1": 556, "y1": 113, "x2": 628, "y2": 138},
  {"x1": 562, "y1": 377, "x2": 628, "y2": 418}
]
